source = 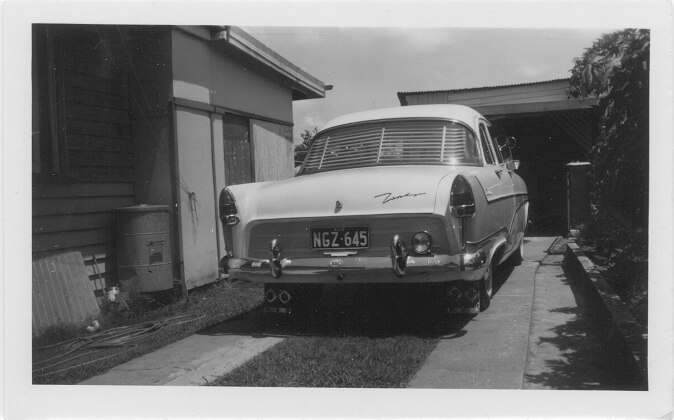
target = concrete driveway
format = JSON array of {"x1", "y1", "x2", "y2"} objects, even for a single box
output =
[
  {"x1": 408, "y1": 236, "x2": 555, "y2": 388},
  {"x1": 409, "y1": 236, "x2": 633, "y2": 390}
]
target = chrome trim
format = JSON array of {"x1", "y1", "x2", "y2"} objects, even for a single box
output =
[
  {"x1": 507, "y1": 197, "x2": 529, "y2": 236},
  {"x1": 270, "y1": 239, "x2": 283, "y2": 279},
  {"x1": 461, "y1": 249, "x2": 487, "y2": 270},
  {"x1": 323, "y1": 250, "x2": 358, "y2": 257},
  {"x1": 318, "y1": 135, "x2": 330, "y2": 168},
  {"x1": 391, "y1": 234, "x2": 408, "y2": 276},
  {"x1": 465, "y1": 227, "x2": 508, "y2": 248},
  {"x1": 450, "y1": 204, "x2": 476, "y2": 218},
  {"x1": 227, "y1": 248, "x2": 488, "y2": 284},
  {"x1": 375, "y1": 126, "x2": 385, "y2": 163},
  {"x1": 224, "y1": 214, "x2": 240, "y2": 226}
]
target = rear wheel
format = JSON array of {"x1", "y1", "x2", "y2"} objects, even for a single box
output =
[{"x1": 479, "y1": 262, "x2": 493, "y2": 311}]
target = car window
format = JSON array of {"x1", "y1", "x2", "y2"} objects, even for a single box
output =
[
  {"x1": 478, "y1": 124, "x2": 495, "y2": 165},
  {"x1": 486, "y1": 125, "x2": 504, "y2": 164},
  {"x1": 481, "y1": 122, "x2": 502, "y2": 164},
  {"x1": 300, "y1": 119, "x2": 482, "y2": 174},
  {"x1": 488, "y1": 125, "x2": 513, "y2": 163}
]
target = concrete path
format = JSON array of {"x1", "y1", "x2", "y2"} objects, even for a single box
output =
[
  {"x1": 81, "y1": 310, "x2": 283, "y2": 386},
  {"x1": 523, "y1": 252, "x2": 635, "y2": 390},
  {"x1": 408, "y1": 236, "x2": 557, "y2": 389}
]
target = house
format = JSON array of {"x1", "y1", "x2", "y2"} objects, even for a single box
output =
[
  {"x1": 32, "y1": 25, "x2": 326, "y2": 302},
  {"x1": 398, "y1": 79, "x2": 599, "y2": 234}
]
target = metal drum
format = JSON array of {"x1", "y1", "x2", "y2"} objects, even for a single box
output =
[{"x1": 115, "y1": 205, "x2": 173, "y2": 295}]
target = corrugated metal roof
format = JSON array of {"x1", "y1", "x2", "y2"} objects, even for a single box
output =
[{"x1": 398, "y1": 78, "x2": 569, "y2": 96}]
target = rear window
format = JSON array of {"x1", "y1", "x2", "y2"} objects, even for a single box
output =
[{"x1": 299, "y1": 119, "x2": 480, "y2": 174}]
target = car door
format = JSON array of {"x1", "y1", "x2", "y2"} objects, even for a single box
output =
[
  {"x1": 485, "y1": 121, "x2": 518, "y2": 251},
  {"x1": 473, "y1": 120, "x2": 513, "y2": 241}
]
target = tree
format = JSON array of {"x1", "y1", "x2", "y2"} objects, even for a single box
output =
[
  {"x1": 569, "y1": 29, "x2": 649, "y2": 228},
  {"x1": 294, "y1": 127, "x2": 318, "y2": 167},
  {"x1": 569, "y1": 29, "x2": 649, "y2": 316}
]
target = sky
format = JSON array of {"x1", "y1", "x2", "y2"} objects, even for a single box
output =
[{"x1": 241, "y1": 27, "x2": 611, "y2": 143}]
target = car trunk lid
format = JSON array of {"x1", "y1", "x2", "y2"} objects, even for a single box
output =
[{"x1": 240, "y1": 165, "x2": 458, "y2": 220}]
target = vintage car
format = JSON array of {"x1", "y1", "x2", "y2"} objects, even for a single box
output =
[{"x1": 219, "y1": 104, "x2": 528, "y2": 315}]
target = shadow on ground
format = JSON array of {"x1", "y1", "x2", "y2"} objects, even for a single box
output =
[
  {"x1": 202, "y1": 283, "x2": 475, "y2": 340},
  {"x1": 523, "y1": 259, "x2": 645, "y2": 390}
]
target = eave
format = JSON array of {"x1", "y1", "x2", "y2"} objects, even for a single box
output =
[{"x1": 210, "y1": 26, "x2": 325, "y2": 100}]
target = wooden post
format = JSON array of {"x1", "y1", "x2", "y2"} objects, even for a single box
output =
[{"x1": 566, "y1": 162, "x2": 591, "y2": 237}]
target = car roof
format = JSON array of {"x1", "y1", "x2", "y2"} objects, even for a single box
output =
[{"x1": 318, "y1": 104, "x2": 486, "y2": 133}]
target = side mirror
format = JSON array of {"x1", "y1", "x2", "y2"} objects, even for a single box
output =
[
  {"x1": 506, "y1": 160, "x2": 520, "y2": 171},
  {"x1": 506, "y1": 136, "x2": 517, "y2": 148}
]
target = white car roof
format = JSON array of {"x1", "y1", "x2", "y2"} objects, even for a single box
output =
[{"x1": 319, "y1": 104, "x2": 486, "y2": 133}]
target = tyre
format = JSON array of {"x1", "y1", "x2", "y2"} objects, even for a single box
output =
[{"x1": 479, "y1": 262, "x2": 493, "y2": 311}]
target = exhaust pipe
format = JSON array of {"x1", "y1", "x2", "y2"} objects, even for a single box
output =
[
  {"x1": 278, "y1": 290, "x2": 291, "y2": 304},
  {"x1": 448, "y1": 287, "x2": 463, "y2": 302},
  {"x1": 464, "y1": 287, "x2": 479, "y2": 303},
  {"x1": 265, "y1": 288, "x2": 277, "y2": 303}
]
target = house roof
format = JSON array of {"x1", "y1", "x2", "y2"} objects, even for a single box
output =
[
  {"x1": 397, "y1": 78, "x2": 569, "y2": 103},
  {"x1": 397, "y1": 78, "x2": 597, "y2": 116},
  {"x1": 210, "y1": 26, "x2": 326, "y2": 100}
]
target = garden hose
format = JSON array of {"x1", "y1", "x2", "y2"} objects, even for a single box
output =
[{"x1": 33, "y1": 313, "x2": 205, "y2": 378}]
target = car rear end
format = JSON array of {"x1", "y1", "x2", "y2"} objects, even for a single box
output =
[{"x1": 219, "y1": 109, "x2": 493, "y2": 314}]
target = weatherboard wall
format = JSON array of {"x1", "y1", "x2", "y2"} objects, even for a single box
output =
[
  {"x1": 33, "y1": 25, "x2": 317, "y2": 299},
  {"x1": 32, "y1": 25, "x2": 138, "y2": 286}
]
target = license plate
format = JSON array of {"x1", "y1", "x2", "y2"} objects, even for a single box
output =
[{"x1": 311, "y1": 227, "x2": 369, "y2": 249}]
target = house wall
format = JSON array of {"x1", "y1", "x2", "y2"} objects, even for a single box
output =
[
  {"x1": 128, "y1": 27, "x2": 174, "y2": 206},
  {"x1": 169, "y1": 27, "x2": 297, "y2": 288},
  {"x1": 171, "y1": 28, "x2": 294, "y2": 123},
  {"x1": 33, "y1": 24, "x2": 314, "y2": 297},
  {"x1": 251, "y1": 119, "x2": 294, "y2": 181},
  {"x1": 174, "y1": 107, "x2": 221, "y2": 289},
  {"x1": 32, "y1": 25, "x2": 137, "y2": 286}
]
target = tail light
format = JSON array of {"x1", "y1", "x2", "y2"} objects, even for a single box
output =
[
  {"x1": 450, "y1": 175, "x2": 475, "y2": 218},
  {"x1": 412, "y1": 231, "x2": 433, "y2": 254},
  {"x1": 219, "y1": 188, "x2": 239, "y2": 226}
]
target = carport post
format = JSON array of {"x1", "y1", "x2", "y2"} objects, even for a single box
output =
[{"x1": 566, "y1": 162, "x2": 591, "y2": 238}]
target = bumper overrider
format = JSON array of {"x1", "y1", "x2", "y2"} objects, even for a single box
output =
[{"x1": 223, "y1": 236, "x2": 488, "y2": 284}]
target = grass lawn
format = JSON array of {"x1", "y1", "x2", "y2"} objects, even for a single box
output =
[
  {"x1": 209, "y1": 284, "x2": 448, "y2": 388},
  {"x1": 209, "y1": 335, "x2": 438, "y2": 388},
  {"x1": 32, "y1": 280, "x2": 263, "y2": 384}
]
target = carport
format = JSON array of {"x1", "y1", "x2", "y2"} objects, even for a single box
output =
[{"x1": 398, "y1": 79, "x2": 599, "y2": 234}]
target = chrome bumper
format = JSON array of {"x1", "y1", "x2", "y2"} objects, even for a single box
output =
[{"x1": 226, "y1": 249, "x2": 487, "y2": 284}]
